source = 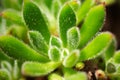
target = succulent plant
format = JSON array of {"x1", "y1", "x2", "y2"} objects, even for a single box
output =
[{"x1": 0, "y1": 0, "x2": 119, "y2": 80}]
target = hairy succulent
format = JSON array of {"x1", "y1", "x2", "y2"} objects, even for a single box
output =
[{"x1": 0, "y1": 0, "x2": 119, "y2": 80}]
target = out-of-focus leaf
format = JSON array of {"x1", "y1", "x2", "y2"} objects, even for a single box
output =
[
  {"x1": 113, "y1": 51, "x2": 120, "y2": 63},
  {"x1": 63, "y1": 68, "x2": 87, "y2": 80},
  {"x1": 79, "y1": 32, "x2": 113, "y2": 61},
  {"x1": 0, "y1": 36, "x2": 49, "y2": 62},
  {"x1": 44, "y1": 0, "x2": 53, "y2": 9},
  {"x1": 23, "y1": 0, "x2": 50, "y2": 43},
  {"x1": 49, "y1": 36, "x2": 62, "y2": 48},
  {"x1": 59, "y1": 3, "x2": 76, "y2": 47},
  {"x1": 69, "y1": 0, "x2": 81, "y2": 12},
  {"x1": 13, "y1": 60, "x2": 20, "y2": 80},
  {"x1": 0, "y1": 50, "x2": 12, "y2": 62},
  {"x1": 79, "y1": 5, "x2": 105, "y2": 48},
  {"x1": 67, "y1": 27, "x2": 80, "y2": 51},
  {"x1": 1, "y1": 9, "x2": 25, "y2": 26},
  {"x1": 51, "y1": 0, "x2": 61, "y2": 18},
  {"x1": 65, "y1": 72, "x2": 87, "y2": 80},
  {"x1": 63, "y1": 50, "x2": 79, "y2": 68},
  {"x1": 0, "y1": 69, "x2": 9, "y2": 80},
  {"x1": 28, "y1": 31, "x2": 48, "y2": 56},
  {"x1": 7, "y1": 25, "x2": 28, "y2": 42},
  {"x1": 1, "y1": 0, "x2": 22, "y2": 10},
  {"x1": 22, "y1": 61, "x2": 60, "y2": 77},
  {"x1": 62, "y1": 48, "x2": 69, "y2": 58},
  {"x1": 100, "y1": 0, "x2": 116, "y2": 5},
  {"x1": 48, "y1": 46, "x2": 62, "y2": 62},
  {"x1": 1, "y1": 61, "x2": 12, "y2": 72},
  {"x1": 77, "y1": 0, "x2": 95, "y2": 24},
  {"x1": 104, "y1": 38, "x2": 116, "y2": 61},
  {"x1": 106, "y1": 62, "x2": 116, "y2": 73},
  {"x1": 48, "y1": 73, "x2": 63, "y2": 80}
]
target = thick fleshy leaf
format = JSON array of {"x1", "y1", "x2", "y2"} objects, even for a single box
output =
[
  {"x1": 63, "y1": 50, "x2": 80, "y2": 68},
  {"x1": 7, "y1": 25, "x2": 28, "y2": 42},
  {"x1": 59, "y1": 3, "x2": 76, "y2": 47},
  {"x1": 0, "y1": 36, "x2": 49, "y2": 62},
  {"x1": 1, "y1": 61, "x2": 12, "y2": 72},
  {"x1": 67, "y1": 27, "x2": 80, "y2": 51},
  {"x1": 65, "y1": 72, "x2": 87, "y2": 80},
  {"x1": 1, "y1": 9, "x2": 25, "y2": 26},
  {"x1": 48, "y1": 46, "x2": 62, "y2": 62},
  {"x1": 77, "y1": 0, "x2": 95, "y2": 24},
  {"x1": 79, "y1": 5, "x2": 105, "y2": 48},
  {"x1": 63, "y1": 68, "x2": 87, "y2": 80},
  {"x1": 48, "y1": 73, "x2": 63, "y2": 80},
  {"x1": 104, "y1": 38, "x2": 116, "y2": 61},
  {"x1": 28, "y1": 31, "x2": 48, "y2": 56},
  {"x1": 49, "y1": 36, "x2": 62, "y2": 48},
  {"x1": 113, "y1": 51, "x2": 120, "y2": 63},
  {"x1": 0, "y1": 50, "x2": 12, "y2": 62},
  {"x1": 0, "y1": 69, "x2": 9, "y2": 80},
  {"x1": 79, "y1": 32, "x2": 113, "y2": 61},
  {"x1": 23, "y1": 0, "x2": 50, "y2": 43},
  {"x1": 51, "y1": 0, "x2": 61, "y2": 18},
  {"x1": 22, "y1": 61, "x2": 60, "y2": 77}
]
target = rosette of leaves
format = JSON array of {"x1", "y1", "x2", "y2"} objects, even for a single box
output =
[{"x1": 0, "y1": 0, "x2": 119, "y2": 80}]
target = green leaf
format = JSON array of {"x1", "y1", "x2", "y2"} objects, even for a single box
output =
[
  {"x1": 28, "y1": 31, "x2": 48, "y2": 56},
  {"x1": 79, "y1": 32, "x2": 113, "y2": 61},
  {"x1": 7, "y1": 25, "x2": 28, "y2": 42},
  {"x1": 63, "y1": 68, "x2": 87, "y2": 80},
  {"x1": 59, "y1": 3, "x2": 76, "y2": 47},
  {"x1": 77, "y1": 0, "x2": 95, "y2": 24},
  {"x1": 63, "y1": 50, "x2": 80, "y2": 68},
  {"x1": 49, "y1": 36, "x2": 62, "y2": 48},
  {"x1": 0, "y1": 50, "x2": 12, "y2": 62},
  {"x1": 104, "y1": 38, "x2": 116, "y2": 61},
  {"x1": 22, "y1": 61, "x2": 60, "y2": 77},
  {"x1": 1, "y1": 9, "x2": 25, "y2": 26},
  {"x1": 51, "y1": 0, "x2": 61, "y2": 17},
  {"x1": 23, "y1": 0, "x2": 50, "y2": 43},
  {"x1": 79, "y1": 5, "x2": 105, "y2": 48},
  {"x1": 48, "y1": 46, "x2": 62, "y2": 62},
  {"x1": 67, "y1": 27, "x2": 80, "y2": 51},
  {"x1": 106, "y1": 63, "x2": 116, "y2": 73},
  {"x1": 48, "y1": 73, "x2": 63, "y2": 80},
  {"x1": 113, "y1": 51, "x2": 120, "y2": 63},
  {"x1": 1, "y1": 61, "x2": 12, "y2": 72},
  {"x1": 0, "y1": 36, "x2": 49, "y2": 62},
  {"x1": 0, "y1": 69, "x2": 9, "y2": 80},
  {"x1": 65, "y1": 72, "x2": 87, "y2": 80}
]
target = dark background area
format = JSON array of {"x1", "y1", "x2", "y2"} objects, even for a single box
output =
[{"x1": 103, "y1": 0, "x2": 120, "y2": 49}]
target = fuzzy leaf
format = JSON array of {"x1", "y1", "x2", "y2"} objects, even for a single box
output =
[
  {"x1": 63, "y1": 50, "x2": 80, "y2": 68},
  {"x1": 48, "y1": 73, "x2": 63, "y2": 80},
  {"x1": 49, "y1": 36, "x2": 62, "y2": 48},
  {"x1": 104, "y1": 38, "x2": 116, "y2": 61},
  {"x1": 65, "y1": 72, "x2": 87, "y2": 80},
  {"x1": 79, "y1": 32, "x2": 113, "y2": 61},
  {"x1": 28, "y1": 31, "x2": 48, "y2": 56},
  {"x1": 48, "y1": 46, "x2": 62, "y2": 62},
  {"x1": 51, "y1": 0, "x2": 61, "y2": 18},
  {"x1": 0, "y1": 50, "x2": 12, "y2": 62},
  {"x1": 0, "y1": 36, "x2": 49, "y2": 62},
  {"x1": 77, "y1": 0, "x2": 95, "y2": 24},
  {"x1": 63, "y1": 68, "x2": 87, "y2": 80},
  {"x1": 67, "y1": 27, "x2": 80, "y2": 51},
  {"x1": 23, "y1": 0, "x2": 50, "y2": 43},
  {"x1": 59, "y1": 3, "x2": 76, "y2": 47},
  {"x1": 0, "y1": 69, "x2": 9, "y2": 80},
  {"x1": 1, "y1": 9, "x2": 24, "y2": 26},
  {"x1": 113, "y1": 51, "x2": 120, "y2": 63},
  {"x1": 79, "y1": 5, "x2": 105, "y2": 48},
  {"x1": 22, "y1": 61, "x2": 60, "y2": 77}
]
